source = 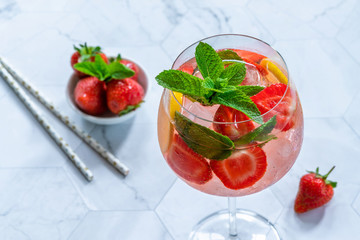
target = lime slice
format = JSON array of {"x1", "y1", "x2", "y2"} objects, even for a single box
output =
[{"x1": 260, "y1": 59, "x2": 288, "y2": 84}]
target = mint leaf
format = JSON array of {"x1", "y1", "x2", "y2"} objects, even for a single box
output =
[
  {"x1": 217, "y1": 49, "x2": 242, "y2": 61},
  {"x1": 220, "y1": 63, "x2": 246, "y2": 86},
  {"x1": 174, "y1": 111, "x2": 234, "y2": 160},
  {"x1": 94, "y1": 54, "x2": 109, "y2": 80},
  {"x1": 212, "y1": 90, "x2": 263, "y2": 124},
  {"x1": 119, "y1": 101, "x2": 143, "y2": 116},
  {"x1": 234, "y1": 116, "x2": 277, "y2": 146},
  {"x1": 195, "y1": 42, "x2": 224, "y2": 79},
  {"x1": 74, "y1": 61, "x2": 99, "y2": 77},
  {"x1": 109, "y1": 61, "x2": 135, "y2": 80},
  {"x1": 236, "y1": 85, "x2": 264, "y2": 96},
  {"x1": 156, "y1": 70, "x2": 210, "y2": 104}
]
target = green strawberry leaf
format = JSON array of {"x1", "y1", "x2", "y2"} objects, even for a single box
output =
[
  {"x1": 212, "y1": 90, "x2": 263, "y2": 124},
  {"x1": 195, "y1": 42, "x2": 224, "y2": 79},
  {"x1": 156, "y1": 70, "x2": 211, "y2": 104},
  {"x1": 174, "y1": 111, "x2": 234, "y2": 160},
  {"x1": 236, "y1": 85, "x2": 265, "y2": 96},
  {"x1": 119, "y1": 101, "x2": 143, "y2": 116},
  {"x1": 219, "y1": 62, "x2": 246, "y2": 86},
  {"x1": 234, "y1": 116, "x2": 276, "y2": 146},
  {"x1": 217, "y1": 49, "x2": 242, "y2": 61}
]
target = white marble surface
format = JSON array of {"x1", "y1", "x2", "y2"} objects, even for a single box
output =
[{"x1": 0, "y1": 0, "x2": 360, "y2": 239}]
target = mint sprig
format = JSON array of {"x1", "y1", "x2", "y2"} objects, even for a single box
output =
[
  {"x1": 74, "y1": 55, "x2": 134, "y2": 82},
  {"x1": 235, "y1": 86, "x2": 265, "y2": 96},
  {"x1": 174, "y1": 111, "x2": 234, "y2": 160},
  {"x1": 234, "y1": 116, "x2": 277, "y2": 146},
  {"x1": 155, "y1": 42, "x2": 263, "y2": 122},
  {"x1": 195, "y1": 42, "x2": 224, "y2": 79},
  {"x1": 212, "y1": 90, "x2": 263, "y2": 124},
  {"x1": 156, "y1": 70, "x2": 211, "y2": 104},
  {"x1": 217, "y1": 49, "x2": 242, "y2": 61},
  {"x1": 174, "y1": 111, "x2": 277, "y2": 160},
  {"x1": 219, "y1": 63, "x2": 246, "y2": 86}
]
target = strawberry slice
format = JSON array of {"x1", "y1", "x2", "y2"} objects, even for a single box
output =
[
  {"x1": 179, "y1": 63, "x2": 194, "y2": 75},
  {"x1": 232, "y1": 49, "x2": 266, "y2": 63},
  {"x1": 250, "y1": 83, "x2": 294, "y2": 131},
  {"x1": 213, "y1": 105, "x2": 255, "y2": 141},
  {"x1": 167, "y1": 134, "x2": 212, "y2": 185},
  {"x1": 210, "y1": 146, "x2": 267, "y2": 190}
]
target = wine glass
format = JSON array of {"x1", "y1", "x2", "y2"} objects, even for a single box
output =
[{"x1": 157, "y1": 34, "x2": 304, "y2": 240}]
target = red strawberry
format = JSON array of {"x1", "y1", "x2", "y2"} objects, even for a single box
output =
[
  {"x1": 106, "y1": 78, "x2": 144, "y2": 114},
  {"x1": 233, "y1": 49, "x2": 266, "y2": 63},
  {"x1": 250, "y1": 83, "x2": 294, "y2": 131},
  {"x1": 213, "y1": 105, "x2": 255, "y2": 140},
  {"x1": 74, "y1": 77, "x2": 107, "y2": 115},
  {"x1": 71, "y1": 43, "x2": 109, "y2": 77},
  {"x1": 294, "y1": 167, "x2": 337, "y2": 213},
  {"x1": 210, "y1": 146, "x2": 267, "y2": 190},
  {"x1": 119, "y1": 59, "x2": 139, "y2": 81},
  {"x1": 167, "y1": 134, "x2": 212, "y2": 185}
]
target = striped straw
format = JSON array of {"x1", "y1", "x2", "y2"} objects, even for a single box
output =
[
  {"x1": 0, "y1": 57, "x2": 129, "y2": 176},
  {"x1": 0, "y1": 64, "x2": 93, "y2": 181}
]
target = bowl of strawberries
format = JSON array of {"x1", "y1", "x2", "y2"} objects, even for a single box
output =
[{"x1": 67, "y1": 43, "x2": 148, "y2": 124}]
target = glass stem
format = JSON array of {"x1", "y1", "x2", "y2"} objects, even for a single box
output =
[{"x1": 228, "y1": 197, "x2": 238, "y2": 237}]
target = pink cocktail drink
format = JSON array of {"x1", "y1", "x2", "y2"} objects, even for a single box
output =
[{"x1": 156, "y1": 34, "x2": 304, "y2": 240}]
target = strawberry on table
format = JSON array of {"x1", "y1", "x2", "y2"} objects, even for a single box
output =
[
  {"x1": 167, "y1": 134, "x2": 213, "y2": 185},
  {"x1": 74, "y1": 77, "x2": 107, "y2": 115},
  {"x1": 210, "y1": 146, "x2": 267, "y2": 190},
  {"x1": 250, "y1": 83, "x2": 295, "y2": 131},
  {"x1": 294, "y1": 167, "x2": 337, "y2": 213},
  {"x1": 71, "y1": 43, "x2": 108, "y2": 77},
  {"x1": 213, "y1": 105, "x2": 255, "y2": 141},
  {"x1": 106, "y1": 78, "x2": 144, "y2": 115}
]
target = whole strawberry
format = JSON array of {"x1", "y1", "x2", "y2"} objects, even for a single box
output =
[
  {"x1": 106, "y1": 78, "x2": 144, "y2": 115},
  {"x1": 294, "y1": 166, "x2": 337, "y2": 213},
  {"x1": 74, "y1": 76, "x2": 107, "y2": 115},
  {"x1": 71, "y1": 43, "x2": 108, "y2": 77}
]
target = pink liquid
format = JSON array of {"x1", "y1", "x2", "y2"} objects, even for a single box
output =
[{"x1": 157, "y1": 50, "x2": 304, "y2": 197}]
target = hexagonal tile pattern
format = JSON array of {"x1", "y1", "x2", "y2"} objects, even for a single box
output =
[
  {"x1": 64, "y1": 121, "x2": 176, "y2": 210},
  {"x1": 273, "y1": 39, "x2": 360, "y2": 118},
  {"x1": 1, "y1": 0, "x2": 360, "y2": 239},
  {"x1": 162, "y1": 7, "x2": 274, "y2": 60},
  {"x1": 78, "y1": 0, "x2": 153, "y2": 47},
  {"x1": 156, "y1": 180, "x2": 283, "y2": 240},
  {"x1": 337, "y1": 1, "x2": 360, "y2": 64},
  {"x1": 0, "y1": 168, "x2": 88, "y2": 240},
  {"x1": 69, "y1": 211, "x2": 172, "y2": 240},
  {"x1": 344, "y1": 88, "x2": 360, "y2": 138},
  {"x1": 248, "y1": 0, "x2": 356, "y2": 40},
  {"x1": 288, "y1": 118, "x2": 360, "y2": 182},
  {"x1": 276, "y1": 206, "x2": 360, "y2": 239},
  {"x1": 0, "y1": 95, "x2": 67, "y2": 167}
]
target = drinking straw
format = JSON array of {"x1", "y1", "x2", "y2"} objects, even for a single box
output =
[
  {"x1": 0, "y1": 64, "x2": 93, "y2": 181},
  {"x1": 0, "y1": 58, "x2": 130, "y2": 176}
]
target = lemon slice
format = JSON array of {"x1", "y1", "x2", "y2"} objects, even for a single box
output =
[
  {"x1": 169, "y1": 91, "x2": 183, "y2": 119},
  {"x1": 260, "y1": 59, "x2": 288, "y2": 84}
]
